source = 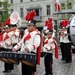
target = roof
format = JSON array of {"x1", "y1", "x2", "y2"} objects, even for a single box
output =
[{"x1": 53, "y1": 9, "x2": 75, "y2": 14}]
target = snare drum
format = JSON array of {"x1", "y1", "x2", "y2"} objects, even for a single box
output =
[
  {"x1": 18, "y1": 52, "x2": 36, "y2": 67},
  {"x1": 1, "y1": 51, "x2": 11, "y2": 64},
  {"x1": 0, "y1": 52, "x2": 2, "y2": 60},
  {"x1": 7, "y1": 52, "x2": 19, "y2": 64}
]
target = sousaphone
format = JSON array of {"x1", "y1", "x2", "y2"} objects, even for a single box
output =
[{"x1": 10, "y1": 11, "x2": 21, "y2": 28}]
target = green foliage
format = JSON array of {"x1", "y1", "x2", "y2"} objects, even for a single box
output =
[
  {"x1": 0, "y1": 0, "x2": 11, "y2": 22},
  {"x1": 66, "y1": 0, "x2": 72, "y2": 9}
]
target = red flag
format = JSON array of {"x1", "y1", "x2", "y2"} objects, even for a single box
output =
[{"x1": 55, "y1": 0, "x2": 61, "y2": 11}]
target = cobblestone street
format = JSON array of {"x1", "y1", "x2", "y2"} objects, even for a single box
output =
[{"x1": 0, "y1": 49, "x2": 75, "y2": 75}]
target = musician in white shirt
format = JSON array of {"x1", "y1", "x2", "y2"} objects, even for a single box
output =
[
  {"x1": 2, "y1": 25, "x2": 13, "y2": 73},
  {"x1": 63, "y1": 27, "x2": 72, "y2": 63},
  {"x1": 12, "y1": 20, "x2": 41, "y2": 75},
  {"x1": 42, "y1": 30, "x2": 56, "y2": 75}
]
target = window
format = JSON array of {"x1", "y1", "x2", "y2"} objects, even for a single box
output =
[
  {"x1": 68, "y1": 3, "x2": 72, "y2": 9},
  {"x1": 20, "y1": 8, "x2": 23, "y2": 18},
  {"x1": 20, "y1": 0, "x2": 23, "y2": 2},
  {"x1": 61, "y1": 3, "x2": 65, "y2": 10},
  {"x1": 10, "y1": 9, "x2": 13, "y2": 13},
  {"x1": 35, "y1": 9, "x2": 39, "y2": 16},
  {"x1": 10, "y1": 0, "x2": 13, "y2": 4},
  {"x1": 46, "y1": 5, "x2": 51, "y2": 15}
]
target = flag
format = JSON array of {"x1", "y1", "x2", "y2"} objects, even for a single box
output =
[{"x1": 55, "y1": 0, "x2": 61, "y2": 11}]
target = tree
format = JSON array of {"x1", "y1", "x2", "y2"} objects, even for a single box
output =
[{"x1": 0, "y1": 0, "x2": 10, "y2": 22}]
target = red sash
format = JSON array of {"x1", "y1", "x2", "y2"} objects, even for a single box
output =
[
  {"x1": 24, "y1": 33, "x2": 31, "y2": 41},
  {"x1": 44, "y1": 40, "x2": 48, "y2": 44},
  {"x1": 4, "y1": 33, "x2": 9, "y2": 41}
]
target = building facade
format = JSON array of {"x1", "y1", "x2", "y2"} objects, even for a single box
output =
[{"x1": 8, "y1": 0, "x2": 74, "y2": 29}]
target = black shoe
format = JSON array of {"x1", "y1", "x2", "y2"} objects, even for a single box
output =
[
  {"x1": 61, "y1": 58, "x2": 66, "y2": 60},
  {"x1": 61, "y1": 58, "x2": 64, "y2": 60},
  {"x1": 44, "y1": 73, "x2": 47, "y2": 75},
  {"x1": 44, "y1": 73, "x2": 52, "y2": 75},
  {"x1": 2, "y1": 70, "x2": 11, "y2": 73},
  {"x1": 6, "y1": 70, "x2": 11, "y2": 73},
  {"x1": 65, "y1": 61, "x2": 71, "y2": 63},
  {"x1": 69, "y1": 61, "x2": 72, "y2": 63},
  {"x1": 2, "y1": 70, "x2": 7, "y2": 73}
]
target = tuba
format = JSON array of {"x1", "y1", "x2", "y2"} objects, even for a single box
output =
[{"x1": 10, "y1": 11, "x2": 21, "y2": 28}]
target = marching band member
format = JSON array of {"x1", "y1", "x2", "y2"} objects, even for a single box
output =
[
  {"x1": 12, "y1": 10, "x2": 41, "y2": 75},
  {"x1": 59, "y1": 28, "x2": 66, "y2": 60},
  {"x1": 60, "y1": 20, "x2": 72, "y2": 63},
  {"x1": 11, "y1": 24, "x2": 21, "y2": 46},
  {"x1": 1, "y1": 18, "x2": 13, "y2": 73},
  {"x1": 12, "y1": 19, "x2": 42, "y2": 75},
  {"x1": 9, "y1": 11, "x2": 21, "y2": 47},
  {"x1": 63, "y1": 27, "x2": 72, "y2": 63},
  {"x1": 42, "y1": 30, "x2": 58, "y2": 75}
]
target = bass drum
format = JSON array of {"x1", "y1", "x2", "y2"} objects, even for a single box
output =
[{"x1": 68, "y1": 16, "x2": 75, "y2": 46}]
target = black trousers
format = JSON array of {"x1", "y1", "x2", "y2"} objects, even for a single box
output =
[
  {"x1": 60, "y1": 42, "x2": 66, "y2": 59},
  {"x1": 64, "y1": 43, "x2": 72, "y2": 62},
  {"x1": 44, "y1": 53, "x2": 53, "y2": 75},
  {"x1": 21, "y1": 63, "x2": 36, "y2": 75},
  {"x1": 4, "y1": 63, "x2": 13, "y2": 71},
  {"x1": 21, "y1": 52, "x2": 36, "y2": 75},
  {"x1": 3, "y1": 48, "x2": 13, "y2": 71}
]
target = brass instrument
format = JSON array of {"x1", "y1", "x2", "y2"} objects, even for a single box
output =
[{"x1": 10, "y1": 11, "x2": 21, "y2": 28}]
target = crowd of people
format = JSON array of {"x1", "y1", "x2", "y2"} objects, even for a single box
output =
[{"x1": 0, "y1": 10, "x2": 73, "y2": 75}]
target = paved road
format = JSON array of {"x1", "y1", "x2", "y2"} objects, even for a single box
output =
[{"x1": 0, "y1": 49, "x2": 75, "y2": 75}]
